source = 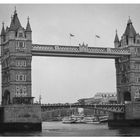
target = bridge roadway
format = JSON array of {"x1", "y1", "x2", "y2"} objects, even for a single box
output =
[
  {"x1": 32, "y1": 44, "x2": 130, "y2": 58},
  {"x1": 41, "y1": 103, "x2": 125, "y2": 113}
]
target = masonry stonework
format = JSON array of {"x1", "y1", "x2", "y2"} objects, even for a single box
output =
[
  {"x1": 0, "y1": 10, "x2": 42, "y2": 131},
  {"x1": 115, "y1": 18, "x2": 140, "y2": 104},
  {"x1": 1, "y1": 10, "x2": 32, "y2": 104}
]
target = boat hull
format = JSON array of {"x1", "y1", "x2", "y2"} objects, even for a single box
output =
[
  {"x1": 84, "y1": 122, "x2": 100, "y2": 124},
  {"x1": 62, "y1": 122, "x2": 76, "y2": 124}
]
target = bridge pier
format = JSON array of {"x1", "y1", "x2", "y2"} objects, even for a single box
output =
[
  {"x1": 108, "y1": 103, "x2": 140, "y2": 127},
  {"x1": 0, "y1": 104, "x2": 42, "y2": 132}
]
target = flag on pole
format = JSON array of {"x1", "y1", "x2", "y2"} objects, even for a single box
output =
[
  {"x1": 95, "y1": 35, "x2": 100, "y2": 38},
  {"x1": 70, "y1": 33, "x2": 75, "y2": 37}
]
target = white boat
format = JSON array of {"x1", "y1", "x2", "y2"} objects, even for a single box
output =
[
  {"x1": 98, "y1": 116, "x2": 108, "y2": 123},
  {"x1": 83, "y1": 116, "x2": 100, "y2": 124},
  {"x1": 62, "y1": 115, "x2": 108, "y2": 124},
  {"x1": 62, "y1": 116, "x2": 76, "y2": 124},
  {"x1": 62, "y1": 114, "x2": 84, "y2": 124},
  {"x1": 75, "y1": 118, "x2": 84, "y2": 123}
]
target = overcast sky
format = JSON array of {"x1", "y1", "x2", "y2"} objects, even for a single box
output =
[{"x1": 0, "y1": 4, "x2": 140, "y2": 103}]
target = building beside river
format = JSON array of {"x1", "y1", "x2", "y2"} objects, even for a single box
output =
[
  {"x1": 77, "y1": 92, "x2": 117, "y2": 116},
  {"x1": 78, "y1": 92, "x2": 117, "y2": 104}
]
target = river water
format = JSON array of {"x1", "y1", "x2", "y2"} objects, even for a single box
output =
[{"x1": 0, "y1": 121, "x2": 140, "y2": 136}]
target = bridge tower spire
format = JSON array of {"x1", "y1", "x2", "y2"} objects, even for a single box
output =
[
  {"x1": 114, "y1": 29, "x2": 120, "y2": 48},
  {"x1": 124, "y1": 17, "x2": 136, "y2": 45},
  {"x1": 1, "y1": 22, "x2": 5, "y2": 43},
  {"x1": 1, "y1": 9, "x2": 33, "y2": 105},
  {"x1": 25, "y1": 16, "x2": 32, "y2": 40}
]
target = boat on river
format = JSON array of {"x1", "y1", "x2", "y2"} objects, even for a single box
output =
[
  {"x1": 62, "y1": 114, "x2": 85, "y2": 124},
  {"x1": 82, "y1": 116, "x2": 100, "y2": 124},
  {"x1": 62, "y1": 116, "x2": 77, "y2": 123},
  {"x1": 62, "y1": 115, "x2": 108, "y2": 124},
  {"x1": 98, "y1": 116, "x2": 108, "y2": 123}
]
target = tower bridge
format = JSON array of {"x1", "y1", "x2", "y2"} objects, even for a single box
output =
[{"x1": 1, "y1": 9, "x2": 140, "y2": 130}]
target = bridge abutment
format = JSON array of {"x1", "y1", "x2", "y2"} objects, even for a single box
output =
[
  {"x1": 0, "y1": 104, "x2": 41, "y2": 132},
  {"x1": 108, "y1": 102, "x2": 140, "y2": 127}
]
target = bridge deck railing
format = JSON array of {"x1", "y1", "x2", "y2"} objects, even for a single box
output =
[
  {"x1": 32, "y1": 44, "x2": 130, "y2": 56},
  {"x1": 41, "y1": 103, "x2": 125, "y2": 113}
]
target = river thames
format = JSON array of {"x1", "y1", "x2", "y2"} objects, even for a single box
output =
[{"x1": 0, "y1": 121, "x2": 140, "y2": 136}]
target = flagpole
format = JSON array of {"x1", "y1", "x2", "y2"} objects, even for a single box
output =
[
  {"x1": 70, "y1": 35, "x2": 71, "y2": 46},
  {"x1": 94, "y1": 35, "x2": 96, "y2": 47},
  {"x1": 95, "y1": 34, "x2": 100, "y2": 46}
]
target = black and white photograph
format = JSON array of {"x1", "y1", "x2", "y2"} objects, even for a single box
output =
[{"x1": 0, "y1": 2, "x2": 140, "y2": 137}]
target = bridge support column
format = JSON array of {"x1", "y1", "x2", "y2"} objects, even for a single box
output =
[{"x1": 108, "y1": 102, "x2": 140, "y2": 127}]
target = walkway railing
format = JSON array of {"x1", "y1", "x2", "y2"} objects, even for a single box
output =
[
  {"x1": 41, "y1": 103, "x2": 125, "y2": 113},
  {"x1": 0, "y1": 44, "x2": 131, "y2": 59},
  {"x1": 32, "y1": 44, "x2": 130, "y2": 58}
]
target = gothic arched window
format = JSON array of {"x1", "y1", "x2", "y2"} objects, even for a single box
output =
[{"x1": 16, "y1": 74, "x2": 26, "y2": 81}]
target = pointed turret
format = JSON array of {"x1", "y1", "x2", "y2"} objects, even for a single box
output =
[
  {"x1": 1, "y1": 22, "x2": 5, "y2": 36},
  {"x1": 1, "y1": 22, "x2": 6, "y2": 43},
  {"x1": 114, "y1": 30, "x2": 120, "y2": 48},
  {"x1": 82, "y1": 42, "x2": 85, "y2": 46},
  {"x1": 114, "y1": 30, "x2": 119, "y2": 43},
  {"x1": 124, "y1": 17, "x2": 136, "y2": 38},
  {"x1": 26, "y1": 17, "x2": 32, "y2": 32},
  {"x1": 6, "y1": 26, "x2": 9, "y2": 32},
  {"x1": 25, "y1": 17, "x2": 32, "y2": 41},
  {"x1": 9, "y1": 8, "x2": 21, "y2": 31}
]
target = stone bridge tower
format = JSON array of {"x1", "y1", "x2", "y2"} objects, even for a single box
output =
[
  {"x1": 0, "y1": 10, "x2": 32, "y2": 105},
  {"x1": 115, "y1": 18, "x2": 140, "y2": 104}
]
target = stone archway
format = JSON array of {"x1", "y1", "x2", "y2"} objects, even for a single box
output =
[
  {"x1": 123, "y1": 91, "x2": 131, "y2": 102},
  {"x1": 2, "y1": 90, "x2": 10, "y2": 105}
]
